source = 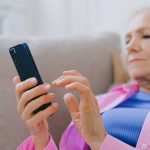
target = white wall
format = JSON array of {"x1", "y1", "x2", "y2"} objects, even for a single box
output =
[
  {"x1": 0, "y1": 0, "x2": 33, "y2": 36},
  {"x1": 0, "y1": 0, "x2": 102, "y2": 37},
  {"x1": 0, "y1": 0, "x2": 150, "y2": 37},
  {"x1": 99, "y1": 0, "x2": 150, "y2": 35},
  {"x1": 33, "y1": 0, "x2": 102, "y2": 37}
]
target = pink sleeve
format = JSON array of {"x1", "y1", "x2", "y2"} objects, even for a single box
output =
[
  {"x1": 17, "y1": 136, "x2": 58, "y2": 150},
  {"x1": 44, "y1": 137, "x2": 58, "y2": 150},
  {"x1": 17, "y1": 136, "x2": 35, "y2": 150},
  {"x1": 99, "y1": 134, "x2": 136, "y2": 150},
  {"x1": 60, "y1": 122, "x2": 138, "y2": 150}
]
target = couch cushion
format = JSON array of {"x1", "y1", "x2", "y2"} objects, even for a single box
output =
[{"x1": 0, "y1": 33, "x2": 120, "y2": 149}]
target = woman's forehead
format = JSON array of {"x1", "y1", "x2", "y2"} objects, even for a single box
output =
[{"x1": 126, "y1": 12, "x2": 150, "y2": 36}]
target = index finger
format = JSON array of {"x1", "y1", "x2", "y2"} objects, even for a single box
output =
[{"x1": 63, "y1": 70, "x2": 81, "y2": 76}]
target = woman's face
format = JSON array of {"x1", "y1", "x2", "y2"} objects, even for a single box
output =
[{"x1": 124, "y1": 11, "x2": 150, "y2": 81}]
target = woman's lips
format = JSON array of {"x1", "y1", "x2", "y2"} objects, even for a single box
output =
[{"x1": 129, "y1": 59, "x2": 146, "y2": 63}]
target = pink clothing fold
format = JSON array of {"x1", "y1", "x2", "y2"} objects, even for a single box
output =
[{"x1": 17, "y1": 82, "x2": 150, "y2": 150}]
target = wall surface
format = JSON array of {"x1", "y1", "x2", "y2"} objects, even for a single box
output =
[{"x1": 0, "y1": 0, "x2": 150, "y2": 37}]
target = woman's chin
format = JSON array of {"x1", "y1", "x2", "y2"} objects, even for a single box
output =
[{"x1": 128, "y1": 68, "x2": 150, "y2": 81}]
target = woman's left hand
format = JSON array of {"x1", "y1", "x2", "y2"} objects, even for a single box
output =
[{"x1": 52, "y1": 70, "x2": 107, "y2": 150}]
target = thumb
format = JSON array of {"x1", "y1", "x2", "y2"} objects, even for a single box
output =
[
  {"x1": 12, "y1": 75, "x2": 21, "y2": 86},
  {"x1": 64, "y1": 93, "x2": 79, "y2": 117}
]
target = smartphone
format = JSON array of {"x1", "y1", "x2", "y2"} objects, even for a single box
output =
[{"x1": 9, "y1": 43, "x2": 51, "y2": 114}]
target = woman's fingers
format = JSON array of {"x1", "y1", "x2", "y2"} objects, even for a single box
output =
[
  {"x1": 52, "y1": 70, "x2": 82, "y2": 85},
  {"x1": 21, "y1": 93, "x2": 56, "y2": 121},
  {"x1": 13, "y1": 76, "x2": 21, "y2": 86},
  {"x1": 52, "y1": 70, "x2": 89, "y2": 89},
  {"x1": 64, "y1": 93, "x2": 79, "y2": 118},
  {"x1": 17, "y1": 83, "x2": 51, "y2": 113},
  {"x1": 65, "y1": 82, "x2": 92, "y2": 109},
  {"x1": 65, "y1": 82, "x2": 90, "y2": 95},
  {"x1": 26, "y1": 103, "x2": 59, "y2": 129},
  {"x1": 15, "y1": 77, "x2": 38, "y2": 101},
  {"x1": 63, "y1": 70, "x2": 81, "y2": 76},
  {"x1": 53, "y1": 75, "x2": 89, "y2": 87}
]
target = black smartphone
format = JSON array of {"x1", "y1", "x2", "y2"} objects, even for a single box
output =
[{"x1": 9, "y1": 43, "x2": 51, "y2": 114}]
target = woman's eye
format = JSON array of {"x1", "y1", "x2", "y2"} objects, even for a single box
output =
[
  {"x1": 126, "y1": 40, "x2": 130, "y2": 44},
  {"x1": 143, "y1": 35, "x2": 150, "y2": 39}
]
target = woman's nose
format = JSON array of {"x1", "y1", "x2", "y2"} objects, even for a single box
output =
[{"x1": 126, "y1": 38, "x2": 141, "y2": 53}]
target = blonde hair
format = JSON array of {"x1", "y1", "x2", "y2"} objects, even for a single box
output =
[{"x1": 129, "y1": 6, "x2": 150, "y2": 22}]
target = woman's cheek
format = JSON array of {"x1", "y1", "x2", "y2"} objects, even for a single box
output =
[{"x1": 142, "y1": 41, "x2": 150, "y2": 54}]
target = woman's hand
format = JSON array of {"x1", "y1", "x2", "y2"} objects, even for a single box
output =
[
  {"x1": 52, "y1": 70, "x2": 106, "y2": 150},
  {"x1": 13, "y1": 76, "x2": 59, "y2": 150}
]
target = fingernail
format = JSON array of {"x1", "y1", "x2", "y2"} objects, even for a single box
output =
[
  {"x1": 31, "y1": 78, "x2": 37, "y2": 84},
  {"x1": 63, "y1": 71, "x2": 68, "y2": 74},
  {"x1": 14, "y1": 76, "x2": 19, "y2": 80},
  {"x1": 52, "y1": 80, "x2": 56, "y2": 85},
  {"x1": 48, "y1": 93, "x2": 55, "y2": 99},
  {"x1": 55, "y1": 81, "x2": 60, "y2": 85},
  {"x1": 53, "y1": 103, "x2": 59, "y2": 108},
  {"x1": 44, "y1": 84, "x2": 51, "y2": 90},
  {"x1": 52, "y1": 80, "x2": 60, "y2": 86}
]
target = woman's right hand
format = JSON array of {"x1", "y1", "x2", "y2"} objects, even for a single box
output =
[{"x1": 13, "y1": 76, "x2": 59, "y2": 149}]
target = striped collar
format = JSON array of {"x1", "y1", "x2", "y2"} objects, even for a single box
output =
[{"x1": 96, "y1": 82, "x2": 140, "y2": 113}]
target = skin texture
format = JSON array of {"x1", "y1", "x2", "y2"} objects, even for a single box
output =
[{"x1": 13, "y1": 10, "x2": 150, "y2": 150}]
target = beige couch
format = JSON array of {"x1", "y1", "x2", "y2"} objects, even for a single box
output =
[{"x1": 0, "y1": 33, "x2": 121, "y2": 150}]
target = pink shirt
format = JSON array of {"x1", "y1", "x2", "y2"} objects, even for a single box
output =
[{"x1": 17, "y1": 82, "x2": 150, "y2": 150}]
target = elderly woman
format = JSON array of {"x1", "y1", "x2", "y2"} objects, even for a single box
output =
[{"x1": 13, "y1": 7, "x2": 150, "y2": 150}]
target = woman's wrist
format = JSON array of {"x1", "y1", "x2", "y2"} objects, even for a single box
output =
[
  {"x1": 90, "y1": 131, "x2": 107, "y2": 150},
  {"x1": 32, "y1": 132, "x2": 50, "y2": 150},
  {"x1": 90, "y1": 142, "x2": 101, "y2": 150}
]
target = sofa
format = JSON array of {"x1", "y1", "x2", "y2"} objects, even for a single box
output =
[{"x1": 0, "y1": 32, "x2": 121, "y2": 150}]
